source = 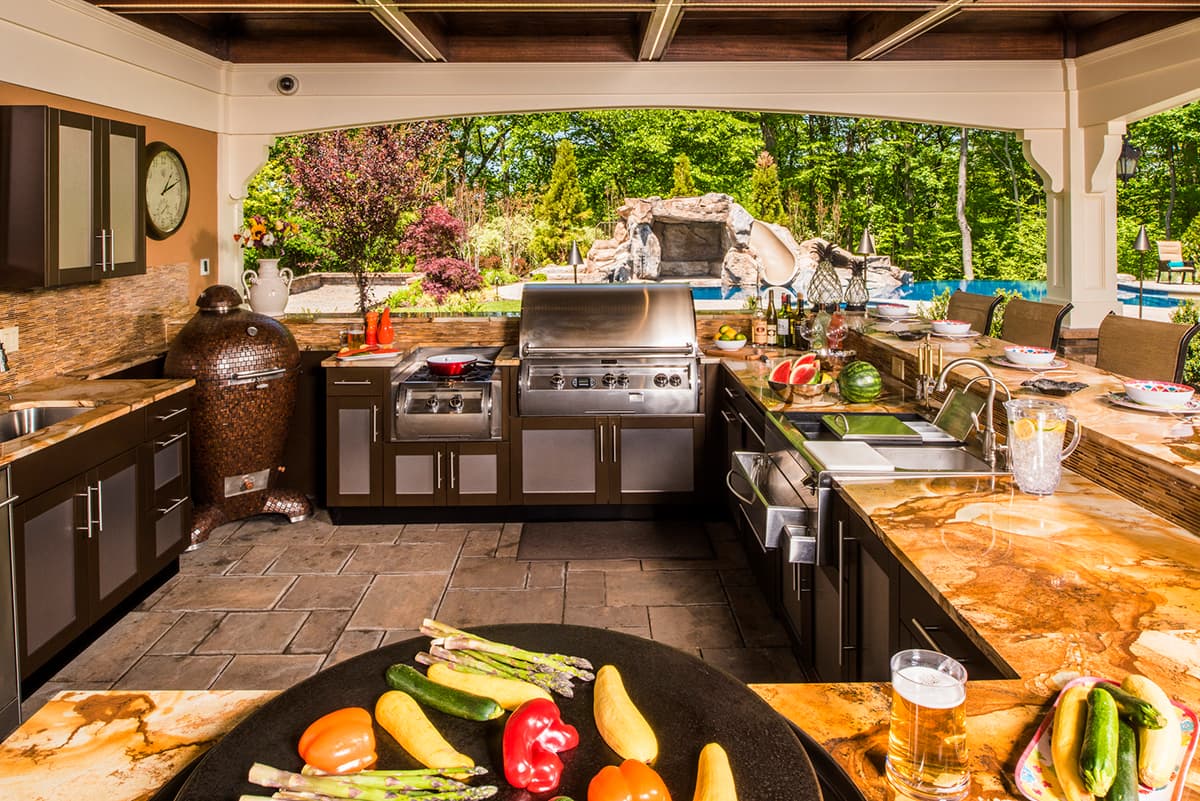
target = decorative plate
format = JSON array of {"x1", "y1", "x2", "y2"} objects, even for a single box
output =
[
  {"x1": 988, "y1": 355, "x2": 1068, "y2": 371},
  {"x1": 1104, "y1": 392, "x2": 1200, "y2": 415},
  {"x1": 1015, "y1": 676, "x2": 1197, "y2": 801},
  {"x1": 930, "y1": 329, "x2": 983, "y2": 340}
]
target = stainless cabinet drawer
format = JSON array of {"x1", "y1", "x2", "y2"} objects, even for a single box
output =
[{"x1": 727, "y1": 450, "x2": 810, "y2": 553}]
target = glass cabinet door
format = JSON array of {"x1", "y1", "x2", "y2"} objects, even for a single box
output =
[
  {"x1": 104, "y1": 121, "x2": 144, "y2": 277},
  {"x1": 50, "y1": 111, "x2": 99, "y2": 284}
]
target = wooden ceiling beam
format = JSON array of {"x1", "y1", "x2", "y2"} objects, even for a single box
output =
[
  {"x1": 1073, "y1": 11, "x2": 1200, "y2": 55},
  {"x1": 354, "y1": 0, "x2": 445, "y2": 61},
  {"x1": 638, "y1": 0, "x2": 684, "y2": 60},
  {"x1": 848, "y1": 0, "x2": 979, "y2": 60}
]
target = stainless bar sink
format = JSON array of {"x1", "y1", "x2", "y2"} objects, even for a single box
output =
[
  {"x1": 0, "y1": 406, "x2": 89, "y2": 443},
  {"x1": 871, "y1": 444, "x2": 995, "y2": 474}
]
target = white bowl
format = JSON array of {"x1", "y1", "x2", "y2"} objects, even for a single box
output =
[
  {"x1": 874, "y1": 303, "x2": 909, "y2": 319},
  {"x1": 931, "y1": 319, "x2": 971, "y2": 335},
  {"x1": 713, "y1": 338, "x2": 748, "y2": 351},
  {"x1": 1123, "y1": 380, "x2": 1195, "y2": 409},
  {"x1": 1004, "y1": 345, "x2": 1057, "y2": 366}
]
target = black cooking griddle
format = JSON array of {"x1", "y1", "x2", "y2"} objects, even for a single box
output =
[{"x1": 171, "y1": 624, "x2": 826, "y2": 801}]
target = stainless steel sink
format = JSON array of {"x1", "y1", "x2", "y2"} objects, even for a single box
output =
[
  {"x1": 871, "y1": 445, "x2": 996, "y2": 474},
  {"x1": 0, "y1": 406, "x2": 89, "y2": 443}
]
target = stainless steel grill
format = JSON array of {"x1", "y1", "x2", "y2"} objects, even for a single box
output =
[
  {"x1": 517, "y1": 284, "x2": 700, "y2": 416},
  {"x1": 391, "y1": 346, "x2": 502, "y2": 441}
]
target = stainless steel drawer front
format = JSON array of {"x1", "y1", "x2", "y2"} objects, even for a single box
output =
[{"x1": 728, "y1": 451, "x2": 810, "y2": 553}]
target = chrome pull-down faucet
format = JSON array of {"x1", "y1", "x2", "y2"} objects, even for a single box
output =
[{"x1": 935, "y1": 358, "x2": 1011, "y2": 469}]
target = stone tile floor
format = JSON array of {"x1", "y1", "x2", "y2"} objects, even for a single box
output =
[{"x1": 23, "y1": 510, "x2": 804, "y2": 718}]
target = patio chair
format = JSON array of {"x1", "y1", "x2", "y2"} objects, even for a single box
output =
[
  {"x1": 999, "y1": 297, "x2": 1073, "y2": 350},
  {"x1": 946, "y1": 291, "x2": 1003, "y2": 336},
  {"x1": 1095, "y1": 313, "x2": 1200, "y2": 383},
  {"x1": 1155, "y1": 241, "x2": 1196, "y2": 283}
]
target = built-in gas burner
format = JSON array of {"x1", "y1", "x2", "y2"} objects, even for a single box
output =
[{"x1": 391, "y1": 346, "x2": 503, "y2": 441}]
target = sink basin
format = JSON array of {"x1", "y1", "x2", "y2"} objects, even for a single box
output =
[
  {"x1": 0, "y1": 406, "x2": 89, "y2": 443},
  {"x1": 871, "y1": 445, "x2": 996, "y2": 474}
]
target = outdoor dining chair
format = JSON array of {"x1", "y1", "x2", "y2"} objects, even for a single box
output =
[
  {"x1": 946, "y1": 290, "x2": 1003, "y2": 336},
  {"x1": 999, "y1": 298, "x2": 1073, "y2": 350},
  {"x1": 1155, "y1": 241, "x2": 1196, "y2": 284},
  {"x1": 1095, "y1": 313, "x2": 1200, "y2": 383}
]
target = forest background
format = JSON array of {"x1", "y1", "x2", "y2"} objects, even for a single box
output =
[{"x1": 244, "y1": 105, "x2": 1200, "y2": 301}]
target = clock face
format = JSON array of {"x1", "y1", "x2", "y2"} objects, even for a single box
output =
[{"x1": 145, "y1": 142, "x2": 190, "y2": 239}]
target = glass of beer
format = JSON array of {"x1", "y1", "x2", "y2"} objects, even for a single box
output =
[{"x1": 885, "y1": 649, "x2": 969, "y2": 801}]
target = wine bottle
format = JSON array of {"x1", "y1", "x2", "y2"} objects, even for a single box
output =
[
  {"x1": 777, "y1": 296, "x2": 792, "y2": 349},
  {"x1": 752, "y1": 301, "x2": 768, "y2": 347},
  {"x1": 765, "y1": 292, "x2": 778, "y2": 347}
]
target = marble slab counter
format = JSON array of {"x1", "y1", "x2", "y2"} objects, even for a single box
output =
[{"x1": 0, "y1": 377, "x2": 194, "y2": 468}]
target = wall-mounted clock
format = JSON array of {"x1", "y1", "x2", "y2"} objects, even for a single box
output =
[{"x1": 144, "y1": 141, "x2": 190, "y2": 240}]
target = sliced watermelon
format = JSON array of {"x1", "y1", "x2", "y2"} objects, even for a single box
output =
[
  {"x1": 768, "y1": 359, "x2": 794, "y2": 383},
  {"x1": 794, "y1": 352, "x2": 817, "y2": 366},
  {"x1": 788, "y1": 362, "x2": 818, "y2": 385}
]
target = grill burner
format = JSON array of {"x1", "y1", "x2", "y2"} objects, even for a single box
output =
[
  {"x1": 392, "y1": 346, "x2": 502, "y2": 441},
  {"x1": 404, "y1": 361, "x2": 497, "y2": 384}
]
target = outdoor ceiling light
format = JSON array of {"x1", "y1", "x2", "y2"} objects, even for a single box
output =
[{"x1": 1117, "y1": 135, "x2": 1141, "y2": 183}]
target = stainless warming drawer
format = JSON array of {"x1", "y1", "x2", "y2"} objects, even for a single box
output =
[{"x1": 727, "y1": 450, "x2": 814, "y2": 561}]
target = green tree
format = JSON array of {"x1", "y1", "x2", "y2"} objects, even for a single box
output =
[
  {"x1": 748, "y1": 151, "x2": 786, "y2": 224},
  {"x1": 670, "y1": 154, "x2": 697, "y2": 197},
  {"x1": 531, "y1": 139, "x2": 590, "y2": 266},
  {"x1": 1171, "y1": 299, "x2": 1200, "y2": 388}
]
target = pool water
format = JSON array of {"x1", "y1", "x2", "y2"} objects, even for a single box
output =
[{"x1": 692, "y1": 279, "x2": 1180, "y2": 308}]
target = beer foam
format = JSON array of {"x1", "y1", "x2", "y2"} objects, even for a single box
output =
[{"x1": 894, "y1": 665, "x2": 966, "y2": 709}]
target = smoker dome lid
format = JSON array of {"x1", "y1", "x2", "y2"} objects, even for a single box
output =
[{"x1": 196, "y1": 284, "x2": 244, "y2": 312}]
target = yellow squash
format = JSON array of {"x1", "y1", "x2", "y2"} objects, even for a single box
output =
[
  {"x1": 425, "y1": 662, "x2": 551, "y2": 711},
  {"x1": 1120, "y1": 674, "x2": 1180, "y2": 789},
  {"x1": 374, "y1": 690, "x2": 474, "y2": 771},
  {"x1": 594, "y1": 664, "x2": 658, "y2": 763},
  {"x1": 692, "y1": 742, "x2": 737, "y2": 801},
  {"x1": 1049, "y1": 683, "x2": 1094, "y2": 801}
]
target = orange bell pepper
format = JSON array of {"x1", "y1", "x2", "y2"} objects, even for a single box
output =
[
  {"x1": 297, "y1": 707, "x2": 378, "y2": 774},
  {"x1": 588, "y1": 759, "x2": 673, "y2": 801}
]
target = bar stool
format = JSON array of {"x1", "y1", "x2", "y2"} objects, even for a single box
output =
[
  {"x1": 945, "y1": 291, "x2": 1003, "y2": 336},
  {"x1": 1095, "y1": 313, "x2": 1200, "y2": 383},
  {"x1": 1000, "y1": 298, "x2": 1073, "y2": 350}
]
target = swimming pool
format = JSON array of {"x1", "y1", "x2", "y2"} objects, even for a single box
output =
[{"x1": 692, "y1": 279, "x2": 1181, "y2": 308}]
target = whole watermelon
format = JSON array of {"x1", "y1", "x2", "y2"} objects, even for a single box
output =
[{"x1": 838, "y1": 361, "x2": 883, "y2": 402}]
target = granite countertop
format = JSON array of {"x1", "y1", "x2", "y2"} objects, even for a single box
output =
[{"x1": 0, "y1": 377, "x2": 195, "y2": 468}]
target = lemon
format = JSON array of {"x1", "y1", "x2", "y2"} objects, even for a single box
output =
[
  {"x1": 719, "y1": 325, "x2": 735, "y2": 336},
  {"x1": 1039, "y1": 420, "x2": 1066, "y2": 434},
  {"x1": 735, "y1": 332, "x2": 747, "y2": 341},
  {"x1": 1012, "y1": 418, "x2": 1037, "y2": 441}
]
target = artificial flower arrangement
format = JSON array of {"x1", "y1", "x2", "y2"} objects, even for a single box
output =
[{"x1": 234, "y1": 215, "x2": 300, "y2": 258}]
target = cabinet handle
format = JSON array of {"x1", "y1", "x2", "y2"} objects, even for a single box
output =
[
  {"x1": 738, "y1": 412, "x2": 764, "y2": 448},
  {"x1": 449, "y1": 451, "x2": 456, "y2": 489},
  {"x1": 97, "y1": 231, "x2": 107, "y2": 271},
  {"x1": 598, "y1": 424, "x2": 605, "y2": 463},
  {"x1": 76, "y1": 489, "x2": 94, "y2": 538},
  {"x1": 0, "y1": 495, "x2": 17, "y2": 511},
  {"x1": 372, "y1": 404, "x2": 379, "y2": 444},
  {"x1": 154, "y1": 408, "x2": 187, "y2": 422},
  {"x1": 723, "y1": 386, "x2": 741, "y2": 399},
  {"x1": 436, "y1": 451, "x2": 443, "y2": 489},
  {"x1": 108, "y1": 229, "x2": 115, "y2": 270},
  {"x1": 720, "y1": 410, "x2": 738, "y2": 424},
  {"x1": 94, "y1": 481, "x2": 104, "y2": 533},
  {"x1": 908, "y1": 617, "x2": 943, "y2": 652},
  {"x1": 157, "y1": 496, "x2": 189, "y2": 515},
  {"x1": 611, "y1": 423, "x2": 617, "y2": 463},
  {"x1": 724, "y1": 469, "x2": 754, "y2": 505},
  {"x1": 333, "y1": 379, "x2": 373, "y2": 386},
  {"x1": 155, "y1": 431, "x2": 187, "y2": 448}
]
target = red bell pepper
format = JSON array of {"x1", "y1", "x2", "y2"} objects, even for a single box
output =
[
  {"x1": 587, "y1": 760, "x2": 672, "y2": 801},
  {"x1": 502, "y1": 697, "x2": 580, "y2": 793}
]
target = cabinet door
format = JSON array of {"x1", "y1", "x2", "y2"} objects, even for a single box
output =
[
  {"x1": 449, "y1": 443, "x2": 509, "y2": 507},
  {"x1": 512, "y1": 417, "x2": 604, "y2": 504},
  {"x1": 0, "y1": 468, "x2": 20, "y2": 735},
  {"x1": 90, "y1": 449, "x2": 142, "y2": 618},
  {"x1": 384, "y1": 443, "x2": 446, "y2": 507},
  {"x1": 327, "y1": 396, "x2": 383, "y2": 506},
  {"x1": 48, "y1": 109, "x2": 101, "y2": 285},
  {"x1": 13, "y1": 477, "x2": 89, "y2": 677},
  {"x1": 780, "y1": 558, "x2": 814, "y2": 672},
  {"x1": 101, "y1": 119, "x2": 145, "y2": 278},
  {"x1": 614, "y1": 416, "x2": 702, "y2": 504}
]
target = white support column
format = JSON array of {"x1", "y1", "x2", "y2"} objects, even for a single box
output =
[{"x1": 216, "y1": 133, "x2": 275, "y2": 287}]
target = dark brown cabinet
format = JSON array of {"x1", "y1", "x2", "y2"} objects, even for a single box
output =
[
  {"x1": 384, "y1": 442, "x2": 509, "y2": 507},
  {"x1": 325, "y1": 368, "x2": 388, "y2": 508},
  {"x1": 0, "y1": 106, "x2": 145, "y2": 289},
  {"x1": 512, "y1": 415, "x2": 703, "y2": 505},
  {"x1": 0, "y1": 467, "x2": 19, "y2": 736},
  {"x1": 144, "y1": 398, "x2": 191, "y2": 574}
]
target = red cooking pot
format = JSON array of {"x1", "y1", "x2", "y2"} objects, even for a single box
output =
[{"x1": 426, "y1": 353, "x2": 478, "y2": 376}]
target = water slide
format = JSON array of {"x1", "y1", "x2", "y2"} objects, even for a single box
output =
[{"x1": 749, "y1": 221, "x2": 799, "y2": 286}]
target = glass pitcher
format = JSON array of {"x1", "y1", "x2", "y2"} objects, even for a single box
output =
[{"x1": 1003, "y1": 399, "x2": 1081, "y2": 495}]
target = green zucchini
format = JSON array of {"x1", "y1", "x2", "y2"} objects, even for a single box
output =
[
  {"x1": 384, "y1": 663, "x2": 504, "y2": 721},
  {"x1": 1105, "y1": 719, "x2": 1138, "y2": 801},
  {"x1": 1080, "y1": 687, "x2": 1120, "y2": 796},
  {"x1": 1097, "y1": 682, "x2": 1166, "y2": 729}
]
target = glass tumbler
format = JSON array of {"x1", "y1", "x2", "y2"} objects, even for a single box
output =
[{"x1": 886, "y1": 649, "x2": 970, "y2": 801}]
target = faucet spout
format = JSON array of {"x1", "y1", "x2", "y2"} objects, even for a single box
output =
[{"x1": 935, "y1": 358, "x2": 1010, "y2": 470}]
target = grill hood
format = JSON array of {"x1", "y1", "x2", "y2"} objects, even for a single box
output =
[{"x1": 519, "y1": 284, "x2": 698, "y2": 357}]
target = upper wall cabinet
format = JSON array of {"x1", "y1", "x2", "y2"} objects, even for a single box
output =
[{"x1": 0, "y1": 106, "x2": 145, "y2": 289}]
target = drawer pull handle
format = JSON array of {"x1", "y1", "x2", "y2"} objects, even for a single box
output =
[
  {"x1": 155, "y1": 431, "x2": 187, "y2": 448},
  {"x1": 0, "y1": 495, "x2": 17, "y2": 511},
  {"x1": 725, "y1": 468, "x2": 754, "y2": 505},
  {"x1": 154, "y1": 408, "x2": 187, "y2": 422},
  {"x1": 909, "y1": 617, "x2": 943, "y2": 652},
  {"x1": 333, "y1": 379, "x2": 373, "y2": 386},
  {"x1": 157, "y1": 497, "x2": 189, "y2": 515}
]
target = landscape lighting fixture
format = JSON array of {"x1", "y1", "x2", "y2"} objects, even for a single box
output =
[
  {"x1": 568, "y1": 241, "x2": 584, "y2": 284},
  {"x1": 1117, "y1": 135, "x2": 1141, "y2": 183},
  {"x1": 1133, "y1": 223, "x2": 1151, "y2": 319},
  {"x1": 857, "y1": 227, "x2": 876, "y2": 256}
]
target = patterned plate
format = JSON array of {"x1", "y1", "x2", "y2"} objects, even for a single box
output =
[
  {"x1": 1015, "y1": 676, "x2": 1198, "y2": 801},
  {"x1": 1104, "y1": 392, "x2": 1200, "y2": 415},
  {"x1": 930, "y1": 329, "x2": 983, "y2": 340},
  {"x1": 988, "y1": 355, "x2": 1068, "y2": 371}
]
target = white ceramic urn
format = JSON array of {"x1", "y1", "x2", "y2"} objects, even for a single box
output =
[{"x1": 243, "y1": 258, "x2": 293, "y2": 317}]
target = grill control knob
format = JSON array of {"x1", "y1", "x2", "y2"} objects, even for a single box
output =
[
  {"x1": 668, "y1": 374, "x2": 683, "y2": 387},
  {"x1": 550, "y1": 373, "x2": 565, "y2": 389},
  {"x1": 653, "y1": 373, "x2": 669, "y2": 388},
  {"x1": 448, "y1": 394, "x2": 464, "y2": 411},
  {"x1": 617, "y1": 373, "x2": 630, "y2": 387},
  {"x1": 602, "y1": 373, "x2": 617, "y2": 388},
  {"x1": 425, "y1": 397, "x2": 440, "y2": 412}
]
